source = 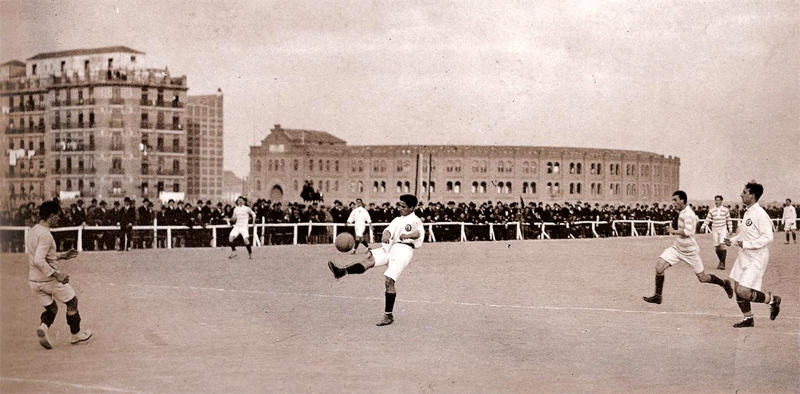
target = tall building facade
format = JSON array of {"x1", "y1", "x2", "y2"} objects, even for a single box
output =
[
  {"x1": 186, "y1": 90, "x2": 224, "y2": 202},
  {"x1": 1, "y1": 46, "x2": 188, "y2": 209},
  {"x1": 248, "y1": 124, "x2": 681, "y2": 206}
]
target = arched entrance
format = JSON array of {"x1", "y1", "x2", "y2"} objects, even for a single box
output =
[{"x1": 269, "y1": 185, "x2": 283, "y2": 202}]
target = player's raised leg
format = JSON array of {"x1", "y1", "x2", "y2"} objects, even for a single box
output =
[{"x1": 643, "y1": 259, "x2": 669, "y2": 304}]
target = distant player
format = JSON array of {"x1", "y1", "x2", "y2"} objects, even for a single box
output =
[
  {"x1": 644, "y1": 190, "x2": 733, "y2": 305},
  {"x1": 725, "y1": 181, "x2": 781, "y2": 328},
  {"x1": 346, "y1": 198, "x2": 372, "y2": 254},
  {"x1": 782, "y1": 198, "x2": 797, "y2": 244},
  {"x1": 228, "y1": 196, "x2": 257, "y2": 259},
  {"x1": 328, "y1": 194, "x2": 424, "y2": 326},
  {"x1": 27, "y1": 201, "x2": 92, "y2": 349},
  {"x1": 701, "y1": 195, "x2": 732, "y2": 270}
]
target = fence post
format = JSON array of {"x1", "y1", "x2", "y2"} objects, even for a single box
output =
[
  {"x1": 212, "y1": 227, "x2": 217, "y2": 247},
  {"x1": 332, "y1": 224, "x2": 337, "y2": 244},
  {"x1": 261, "y1": 217, "x2": 266, "y2": 245},
  {"x1": 252, "y1": 223, "x2": 262, "y2": 247},
  {"x1": 428, "y1": 223, "x2": 436, "y2": 242},
  {"x1": 293, "y1": 224, "x2": 298, "y2": 245},
  {"x1": 489, "y1": 223, "x2": 496, "y2": 241},
  {"x1": 591, "y1": 222, "x2": 599, "y2": 238},
  {"x1": 167, "y1": 228, "x2": 172, "y2": 249},
  {"x1": 631, "y1": 221, "x2": 637, "y2": 236},
  {"x1": 153, "y1": 218, "x2": 158, "y2": 249},
  {"x1": 516, "y1": 222, "x2": 523, "y2": 240},
  {"x1": 24, "y1": 227, "x2": 29, "y2": 253},
  {"x1": 77, "y1": 227, "x2": 83, "y2": 252}
]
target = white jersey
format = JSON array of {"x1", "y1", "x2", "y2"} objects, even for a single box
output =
[
  {"x1": 731, "y1": 203, "x2": 774, "y2": 251},
  {"x1": 347, "y1": 206, "x2": 372, "y2": 236},
  {"x1": 783, "y1": 205, "x2": 797, "y2": 223},
  {"x1": 385, "y1": 212, "x2": 425, "y2": 249},
  {"x1": 26, "y1": 224, "x2": 58, "y2": 282},
  {"x1": 232, "y1": 205, "x2": 254, "y2": 227}
]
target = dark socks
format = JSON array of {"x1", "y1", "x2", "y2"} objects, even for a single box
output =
[
  {"x1": 66, "y1": 312, "x2": 81, "y2": 334},
  {"x1": 707, "y1": 274, "x2": 725, "y2": 287},
  {"x1": 40, "y1": 304, "x2": 57, "y2": 327},
  {"x1": 346, "y1": 263, "x2": 367, "y2": 274},
  {"x1": 654, "y1": 274, "x2": 665, "y2": 296},
  {"x1": 750, "y1": 290, "x2": 768, "y2": 303},
  {"x1": 230, "y1": 245, "x2": 236, "y2": 251},
  {"x1": 385, "y1": 292, "x2": 396, "y2": 314},
  {"x1": 246, "y1": 245, "x2": 252, "y2": 254},
  {"x1": 736, "y1": 295, "x2": 752, "y2": 315}
]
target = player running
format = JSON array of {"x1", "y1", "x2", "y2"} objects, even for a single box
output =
[
  {"x1": 346, "y1": 198, "x2": 372, "y2": 254},
  {"x1": 327, "y1": 194, "x2": 424, "y2": 326},
  {"x1": 643, "y1": 190, "x2": 733, "y2": 305},
  {"x1": 701, "y1": 195, "x2": 733, "y2": 269},
  {"x1": 27, "y1": 200, "x2": 92, "y2": 349},
  {"x1": 725, "y1": 181, "x2": 781, "y2": 328},
  {"x1": 228, "y1": 196, "x2": 257, "y2": 259}
]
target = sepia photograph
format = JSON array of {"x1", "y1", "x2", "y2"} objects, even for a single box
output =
[{"x1": 0, "y1": 1, "x2": 798, "y2": 393}]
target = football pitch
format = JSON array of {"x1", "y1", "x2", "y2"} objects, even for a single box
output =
[{"x1": 1, "y1": 235, "x2": 798, "y2": 394}]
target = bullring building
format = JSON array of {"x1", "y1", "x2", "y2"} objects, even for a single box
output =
[{"x1": 248, "y1": 124, "x2": 680, "y2": 206}]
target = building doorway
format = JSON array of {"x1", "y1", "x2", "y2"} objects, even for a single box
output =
[{"x1": 270, "y1": 185, "x2": 283, "y2": 202}]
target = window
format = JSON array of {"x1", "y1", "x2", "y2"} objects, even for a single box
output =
[
  {"x1": 472, "y1": 181, "x2": 478, "y2": 193},
  {"x1": 173, "y1": 183, "x2": 180, "y2": 192},
  {"x1": 454, "y1": 181, "x2": 461, "y2": 194},
  {"x1": 553, "y1": 162, "x2": 560, "y2": 174},
  {"x1": 547, "y1": 162, "x2": 553, "y2": 174},
  {"x1": 256, "y1": 160, "x2": 261, "y2": 172}
]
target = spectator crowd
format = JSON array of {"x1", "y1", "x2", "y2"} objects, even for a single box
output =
[{"x1": 1, "y1": 197, "x2": 796, "y2": 253}]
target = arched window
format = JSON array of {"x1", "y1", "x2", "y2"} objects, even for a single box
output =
[
  {"x1": 472, "y1": 181, "x2": 478, "y2": 193},
  {"x1": 547, "y1": 182, "x2": 553, "y2": 194},
  {"x1": 429, "y1": 182, "x2": 435, "y2": 193},
  {"x1": 577, "y1": 163, "x2": 582, "y2": 174},
  {"x1": 309, "y1": 160, "x2": 314, "y2": 171},
  {"x1": 293, "y1": 159, "x2": 299, "y2": 171},
  {"x1": 553, "y1": 162, "x2": 560, "y2": 174},
  {"x1": 380, "y1": 181, "x2": 386, "y2": 193},
  {"x1": 496, "y1": 182, "x2": 503, "y2": 194},
  {"x1": 569, "y1": 163, "x2": 575, "y2": 174},
  {"x1": 373, "y1": 160, "x2": 380, "y2": 172},
  {"x1": 294, "y1": 180, "x2": 299, "y2": 191},
  {"x1": 454, "y1": 160, "x2": 461, "y2": 173},
  {"x1": 358, "y1": 181, "x2": 364, "y2": 193},
  {"x1": 268, "y1": 160, "x2": 273, "y2": 171},
  {"x1": 497, "y1": 161, "x2": 505, "y2": 173},
  {"x1": 522, "y1": 161, "x2": 529, "y2": 174},
  {"x1": 373, "y1": 181, "x2": 379, "y2": 193},
  {"x1": 256, "y1": 180, "x2": 261, "y2": 191},
  {"x1": 523, "y1": 182, "x2": 529, "y2": 193},
  {"x1": 547, "y1": 162, "x2": 553, "y2": 174},
  {"x1": 553, "y1": 182, "x2": 560, "y2": 194},
  {"x1": 255, "y1": 160, "x2": 261, "y2": 172},
  {"x1": 472, "y1": 161, "x2": 479, "y2": 172},
  {"x1": 335, "y1": 160, "x2": 339, "y2": 172},
  {"x1": 530, "y1": 182, "x2": 536, "y2": 194},
  {"x1": 446, "y1": 181, "x2": 453, "y2": 192},
  {"x1": 403, "y1": 181, "x2": 410, "y2": 193},
  {"x1": 531, "y1": 161, "x2": 537, "y2": 174},
  {"x1": 397, "y1": 181, "x2": 403, "y2": 193},
  {"x1": 422, "y1": 181, "x2": 428, "y2": 193},
  {"x1": 479, "y1": 182, "x2": 486, "y2": 194},
  {"x1": 326, "y1": 160, "x2": 330, "y2": 171},
  {"x1": 454, "y1": 181, "x2": 461, "y2": 193}
]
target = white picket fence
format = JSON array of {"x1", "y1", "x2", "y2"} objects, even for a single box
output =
[{"x1": 0, "y1": 218, "x2": 790, "y2": 252}]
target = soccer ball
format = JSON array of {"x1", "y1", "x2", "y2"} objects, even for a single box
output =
[{"x1": 335, "y1": 233, "x2": 355, "y2": 253}]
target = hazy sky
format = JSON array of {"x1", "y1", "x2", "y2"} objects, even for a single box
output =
[{"x1": 1, "y1": 0, "x2": 798, "y2": 203}]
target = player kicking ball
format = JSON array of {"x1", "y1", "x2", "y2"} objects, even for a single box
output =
[
  {"x1": 228, "y1": 196, "x2": 257, "y2": 259},
  {"x1": 27, "y1": 201, "x2": 92, "y2": 349},
  {"x1": 327, "y1": 194, "x2": 424, "y2": 326}
]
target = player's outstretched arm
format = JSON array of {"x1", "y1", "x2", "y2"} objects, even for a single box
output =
[
  {"x1": 381, "y1": 230, "x2": 392, "y2": 243},
  {"x1": 58, "y1": 248, "x2": 79, "y2": 260}
]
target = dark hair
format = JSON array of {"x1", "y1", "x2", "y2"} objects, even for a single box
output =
[
  {"x1": 745, "y1": 181, "x2": 764, "y2": 201},
  {"x1": 39, "y1": 201, "x2": 62, "y2": 220},
  {"x1": 714, "y1": 195, "x2": 723, "y2": 201},
  {"x1": 786, "y1": 198, "x2": 792, "y2": 203},
  {"x1": 400, "y1": 194, "x2": 418, "y2": 208},
  {"x1": 672, "y1": 190, "x2": 687, "y2": 203}
]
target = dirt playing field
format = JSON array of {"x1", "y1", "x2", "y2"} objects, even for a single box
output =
[{"x1": 1, "y1": 235, "x2": 798, "y2": 393}]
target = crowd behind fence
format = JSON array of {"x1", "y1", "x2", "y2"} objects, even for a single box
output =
[{"x1": 0, "y1": 197, "x2": 796, "y2": 253}]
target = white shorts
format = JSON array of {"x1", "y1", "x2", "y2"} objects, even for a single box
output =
[
  {"x1": 29, "y1": 280, "x2": 76, "y2": 306},
  {"x1": 730, "y1": 248, "x2": 769, "y2": 290},
  {"x1": 784, "y1": 220, "x2": 797, "y2": 231},
  {"x1": 711, "y1": 228, "x2": 728, "y2": 246},
  {"x1": 370, "y1": 243, "x2": 414, "y2": 281},
  {"x1": 229, "y1": 226, "x2": 250, "y2": 241},
  {"x1": 354, "y1": 223, "x2": 367, "y2": 238},
  {"x1": 660, "y1": 246, "x2": 704, "y2": 274}
]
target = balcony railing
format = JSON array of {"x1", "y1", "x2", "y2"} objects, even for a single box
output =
[
  {"x1": 52, "y1": 143, "x2": 92, "y2": 152},
  {"x1": 156, "y1": 123, "x2": 166, "y2": 130},
  {"x1": 140, "y1": 98, "x2": 153, "y2": 106},
  {"x1": 171, "y1": 124, "x2": 183, "y2": 131},
  {"x1": 172, "y1": 101, "x2": 184, "y2": 108},
  {"x1": 141, "y1": 168, "x2": 151, "y2": 175},
  {"x1": 63, "y1": 99, "x2": 72, "y2": 106},
  {"x1": 80, "y1": 189, "x2": 96, "y2": 198},
  {"x1": 157, "y1": 146, "x2": 185, "y2": 153},
  {"x1": 109, "y1": 168, "x2": 125, "y2": 175},
  {"x1": 140, "y1": 121, "x2": 152, "y2": 129},
  {"x1": 110, "y1": 121, "x2": 123, "y2": 129},
  {"x1": 87, "y1": 98, "x2": 96, "y2": 105},
  {"x1": 110, "y1": 97, "x2": 124, "y2": 105},
  {"x1": 51, "y1": 101, "x2": 61, "y2": 107},
  {"x1": 156, "y1": 169, "x2": 185, "y2": 176},
  {"x1": 108, "y1": 189, "x2": 127, "y2": 197},
  {"x1": 78, "y1": 122, "x2": 85, "y2": 129},
  {"x1": 110, "y1": 144, "x2": 124, "y2": 151}
]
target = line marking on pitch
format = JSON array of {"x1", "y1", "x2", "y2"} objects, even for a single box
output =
[
  {"x1": 120, "y1": 283, "x2": 800, "y2": 321},
  {"x1": 0, "y1": 377, "x2": 151, "y2": 394}
]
